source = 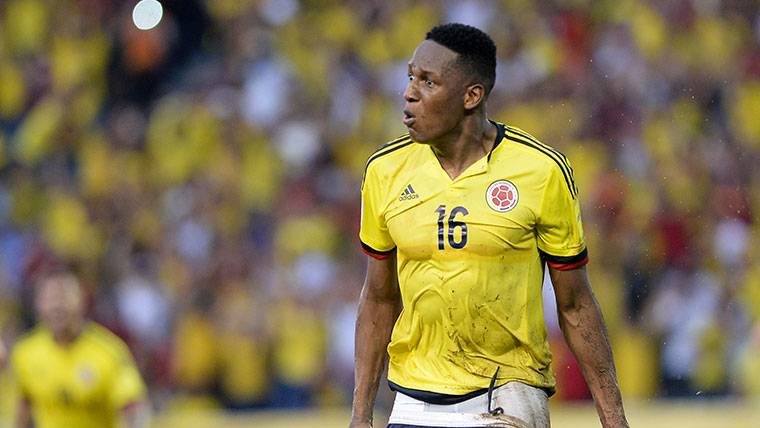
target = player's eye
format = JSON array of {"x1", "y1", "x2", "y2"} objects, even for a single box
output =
[
  {"x1": 407, "y1": 72, "x2": 414, "y2": 81},
  {"x1": 425, "y1": 79, "x2": 434, "y2": 87}
]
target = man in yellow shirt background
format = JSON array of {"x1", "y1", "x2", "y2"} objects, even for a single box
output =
[{"x1": 9, "y1": 272, "x2": 150, "y2": 428}]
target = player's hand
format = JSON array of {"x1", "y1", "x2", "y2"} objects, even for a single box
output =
[
  {"x1": 349, "y1": 418, "x2": 372, "y2": 428},
  {"x1": 601, "y1": 413, "x2": 630, "y2": 428}
]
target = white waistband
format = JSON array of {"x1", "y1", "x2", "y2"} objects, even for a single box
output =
[{"x1": 388, "y1": 381, "x2": 549, "y2": 428}]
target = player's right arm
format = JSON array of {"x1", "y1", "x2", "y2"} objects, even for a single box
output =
[
  {"x1": 121, "y1": 401, "x2": 151, "y2": 428},
  {"x1": 103, "y1": 327, "x2": 150, "y2": 428},
  {"x1": 352, "y1": 151, "x2": 401, "y2": 427},
  {"x1": 14, "y1": 398, "x2": 31, "y2": 428},
  {"x1": 10, "y1": 343, "x2": 32, "y2": 428},
  {"x1": 350, "y1": 253, "x2": 401, "y2": 428}
]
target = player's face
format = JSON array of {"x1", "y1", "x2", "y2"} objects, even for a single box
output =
[
  {"x1": 36, "y1": 275, "x2": 85, "y2": 338},
  {"x1": 403, "y1": 40, "x2": 467, "y2": 143}
]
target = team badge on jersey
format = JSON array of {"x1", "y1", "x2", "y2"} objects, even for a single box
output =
[
  {"x1": 486, "y1": 180, "x2": 519, "y2": 212},
  {"x1": 78, "y1": 364, "x2": 96, "y2": 386}
]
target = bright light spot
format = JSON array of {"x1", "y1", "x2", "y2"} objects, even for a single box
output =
[{"x1": 132, "y1": 0, "x2": 163, "y2": 31}]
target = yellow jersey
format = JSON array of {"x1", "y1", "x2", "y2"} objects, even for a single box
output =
[
  {"x1": 359, "y1": 121, "x2": 587, "y2": 398},
  {"x1": 10, "y1": 322, "x2": 147, "y2": 428}
]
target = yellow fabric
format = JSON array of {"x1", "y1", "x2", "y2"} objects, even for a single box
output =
[
  {"x1": 628, "y1": 2, "x2": 667, "y2": 60},
  {"x1": 3, "y1": 0, "x2": 49, "y2": 55},
  {"x1": 9, "y1": 178, "x2": 45, "y2": 226},
  {"x1": 271, "y1": 299, "x2": 327, "y2": 385},
  {"x1": 79, "y1": 134, "x2": 115, "y2": 198},
  {"x1": 41, "y1": 194, "x2": 104, "y2": 261},
  {"x1": 172, "y1": 312, "x2": 217, "y2": 391},
  {"x1": 215, "y1": 286, "x2": 270, "y2": 403},
  {"x1": 10, "y1": 323, "x2": 146, "y2": 428},
  {"x1": 615, "y1": 327, "x2": 658, "y2": 398},
  {"x1": 204, "y1": 0, "x2": 257, "y2": 21},
  {"x1": 737, "y1": 327, "x2": 760, "y2": 396},
  {"x1": 50, "y1": 36, "x2": 90, "y2": 92},
  {"x1": 146, "y1": 100, "x2": 222, "y2": 186},
  {"x1": 0, "y1": 62, "x2": 27, "y2": 119},
  {"x1": 730, "y1": 80, "x2": 760, "y2": 149},
  {"x1": 359, "y1": 122, "x2": 586, "y2": 395},
  {"x1": 13, "y1": 96, "x2": 64, "y2": 165},
  {"x1": 240, "y1": 134, "x2": 283, "y2": 211},
  {"x1": 693, "y1": 323, "x2": 727, "y2": 391},
  {"x1": 274, "y1": 214, "x2": 340, "y2": 263},
  {"x1": 0, "y1": 365, "x2": 17, "y2": 427},
  {"x1": 217, "y1": 333, "x2": 269, "y2": 402}
]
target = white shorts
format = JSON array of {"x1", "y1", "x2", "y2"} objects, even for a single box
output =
[{"x1": 387, "y1": 381, "x2": 550, "y2": 428}]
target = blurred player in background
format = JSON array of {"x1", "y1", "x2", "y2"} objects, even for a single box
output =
[
  {"x1": 352, "y1": 23, "x2": 628, "y2": 428},
  {"x1": 9, "y1": 272, "x2": 150, "y2": 428}
]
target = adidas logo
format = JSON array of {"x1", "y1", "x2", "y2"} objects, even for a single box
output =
[{"x1": 398, "y1": 184, "x2": 419, "y2": 201}]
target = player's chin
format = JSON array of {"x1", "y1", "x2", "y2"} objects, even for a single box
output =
[{"x1": 406, "y1": 127, "x2": 428, "y2": 143}]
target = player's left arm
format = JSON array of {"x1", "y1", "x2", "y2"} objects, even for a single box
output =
[
  {"x1": 549, "y1": 265, "x2": 629, "y2": 428},
  {"x1": 107, "y1": 338, "x2": 151, "y2": 428},
  {"x1": 9, "y1": 344, "x2": 32, "y2": 428}
]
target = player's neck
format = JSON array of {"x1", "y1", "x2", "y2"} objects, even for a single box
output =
[
  {"x1": 430, "y1": 114, "x2": 496, "y2": 180},
  {"x1": 51, "y1": 322, "x2": 85, "y2": 346}
]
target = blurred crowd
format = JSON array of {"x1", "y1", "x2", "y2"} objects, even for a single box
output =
[{"x1": 1, "y1": 0, "x2": 760, "y2": 417}]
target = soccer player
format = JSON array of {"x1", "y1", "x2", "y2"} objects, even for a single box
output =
[
  {"x1": 10, "y1": 272, "x2": 150, "y2": 428},
  {"x1": 351, "y1": 23, "x2": 628, "y2": 428}
]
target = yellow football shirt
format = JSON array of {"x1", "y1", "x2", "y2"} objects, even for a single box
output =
[
  {"x1": 360, "y1": 121, "x2": 587, "y2": 397},
  {"x1": 10, "y1": 322, "x2": 147, "y2": 428}
]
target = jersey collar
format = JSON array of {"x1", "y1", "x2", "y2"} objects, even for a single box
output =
[
  {"x1": 427, "y1": 120, "x2": 507, "y2": 182},
  {"x1": 486, "y1": 119, "x2": 506, "y2": 162}
]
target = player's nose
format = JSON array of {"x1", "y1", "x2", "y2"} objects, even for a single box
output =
[{"x1": 403, "y1": 81, "x2": 419, "y2": 103}]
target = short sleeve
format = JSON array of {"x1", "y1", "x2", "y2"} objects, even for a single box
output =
[
  {"x1": 359, "y1": 163, "x2": 396, "y2": 259},
  {"x1": 9, "y1": 344, "x2": 30, "y2": 398},
  {"x1": 536, "y1": 161, "x2": 588, "y2": 270},
  {"x1": 109, "y1": 347, "x2": 147, "y2": 409}
]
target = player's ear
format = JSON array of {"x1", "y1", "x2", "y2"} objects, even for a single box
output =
[{"x1": 463, "y1": 83, "x2": 486, "y2": 110}]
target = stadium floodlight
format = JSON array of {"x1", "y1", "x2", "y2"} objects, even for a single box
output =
[{"x1": 132, "y1": 0, "x2": 163, "y2": 31}]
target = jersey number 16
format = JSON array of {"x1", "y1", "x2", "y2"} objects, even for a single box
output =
[{"x1": 435, "y1": 205, "x2": 469, "y2": 250}]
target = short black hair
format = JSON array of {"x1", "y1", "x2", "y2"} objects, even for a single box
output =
[{"x1": 426, "y1": 23, "x2": 496, "y2": 94}]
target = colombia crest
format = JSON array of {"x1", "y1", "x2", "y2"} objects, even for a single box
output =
[{"x1": 486, "y1": 180, "x2": 519, "y2": 212}]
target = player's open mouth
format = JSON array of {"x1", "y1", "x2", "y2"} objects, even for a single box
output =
[{"x1": 403, "y1": 111, "x2": 415, "y2": 127}]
